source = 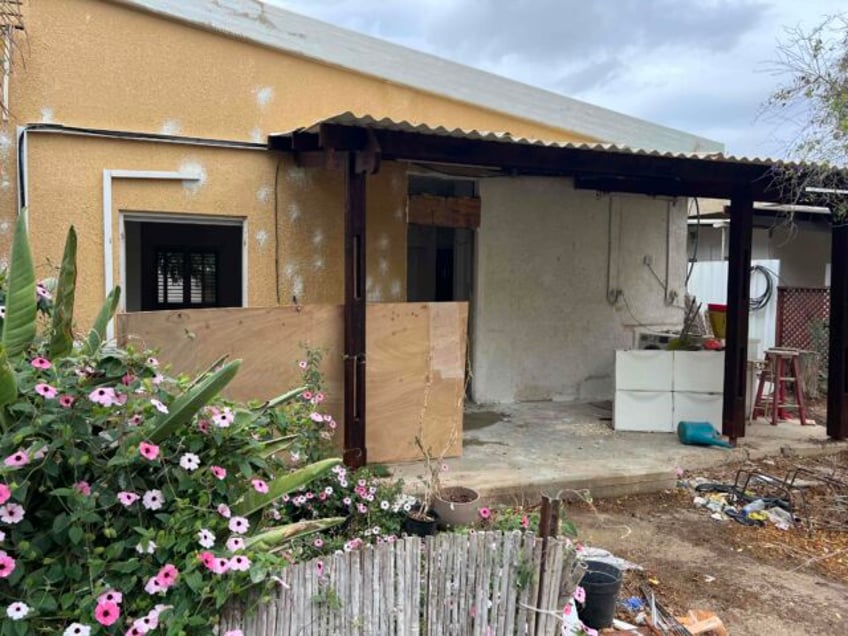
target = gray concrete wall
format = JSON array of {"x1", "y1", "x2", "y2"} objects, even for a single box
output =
[
  {"x1": 472, "y1": 177, "x2": 687, "y2": 404},
  {"x1": 695, "y1": 224, "x2": 830, "y2": 287}
]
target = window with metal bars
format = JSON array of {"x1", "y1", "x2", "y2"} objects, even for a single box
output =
[{"x1": 155, "y1": 250, "x2": 218, "y2": 308}]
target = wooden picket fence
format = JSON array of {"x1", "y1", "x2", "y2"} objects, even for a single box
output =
[{"x1": 220, "y1": 531, "x2": 584, "y2": 636}]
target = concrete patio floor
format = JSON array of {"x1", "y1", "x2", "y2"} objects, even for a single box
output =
[{"x1": 388, "y1": 400, "x2": 847, "y2": 504}]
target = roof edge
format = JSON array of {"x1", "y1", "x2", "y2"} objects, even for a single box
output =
[{"x1": 112, "y1": 0, "x2": 724, "y2": 154}]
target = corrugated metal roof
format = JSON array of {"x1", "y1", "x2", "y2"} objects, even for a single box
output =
[
  {"x1": 115, "y1": 0, "x2": 722, "y2": 155},
  {"x1": 276, "y1": 112, "x2": 823, "y2": 170}
]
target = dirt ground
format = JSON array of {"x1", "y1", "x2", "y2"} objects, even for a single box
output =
[{"x1": 568, "y1": 451, "x2": 848, "y2": 635}]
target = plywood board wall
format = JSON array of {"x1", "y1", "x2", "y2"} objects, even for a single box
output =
[{"x1": 117, "y1": 302, "x2": 468, "y2": 464}]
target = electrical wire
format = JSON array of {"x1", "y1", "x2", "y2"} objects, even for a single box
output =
[
  {"x1": 749, "y1": 264, "x2": 774, "y2": 311},
  {"x1": 685, "y1": 196, "x2": 701, "y2": 287}
]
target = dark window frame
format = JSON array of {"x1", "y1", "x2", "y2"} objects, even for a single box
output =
[{"x1": 154, "y1": 248, "x2": 220, "y2": 309}]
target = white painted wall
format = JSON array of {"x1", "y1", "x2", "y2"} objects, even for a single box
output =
[{"x1": 472, "y1": 177, "x2": 688, "y2": 404}]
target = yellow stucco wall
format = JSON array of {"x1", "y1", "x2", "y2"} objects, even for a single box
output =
[{"x1": 0, "y1": 0, "x2": 595, "y2": 322}]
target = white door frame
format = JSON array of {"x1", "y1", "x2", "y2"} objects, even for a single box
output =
[{"x1": 102, "y1": 169, "x2": 248, "y2": 340}]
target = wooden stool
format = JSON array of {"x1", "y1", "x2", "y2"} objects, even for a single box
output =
[{"x1": 753, "y1": 348, "x2": 809, "y2": 425}]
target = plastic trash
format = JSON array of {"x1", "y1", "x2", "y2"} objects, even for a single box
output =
[
  {"x1": 677, "y1": 421, "x2": 733, "y2": 448},
  {"x1": 741, "y1": 499, "x2": 766, "y2": 515},
  {"x1": 765, "y1": 507, "x2": 794, "y2": 530}
]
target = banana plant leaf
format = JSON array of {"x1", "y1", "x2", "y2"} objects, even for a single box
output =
[
  {"x1": 49, "y1": 227, "x2": 78, "y2": 358},
  {"x1": 233, "y1": 457, "x2": 341, "y2": 517},
  {"x1": 82, "y1": 287, "x2": 121, "y2": 355},
  {"x1": 2, "y1": 214, "x2": 36, "y2": 357},
  {"x1": 259, "y1": 435, "x2": 297, "y2": 458},
  {"x1": 245, "y1": 517, "x2": 345, "y2": 550},
  {"x1": 0, "y1": 344, "x2": 17, "y2": 418},
  {"x1": 148, "y1": 360, "x2": 241, "y2": 443}
]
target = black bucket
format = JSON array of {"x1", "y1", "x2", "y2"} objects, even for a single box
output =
[{"x1": 577, "y1": 560, "x2": 623, "y2": 629}]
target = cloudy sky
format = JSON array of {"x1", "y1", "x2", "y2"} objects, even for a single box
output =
[{"x1": 269, "y1": 0, "x2": 845, "y2": 158}]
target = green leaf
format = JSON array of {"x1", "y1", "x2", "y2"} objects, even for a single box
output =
[
  {"x1": 244, "y1": 517, "x2": 346, "y2": 549},
  {"x1": 82, "y1": 286, "x2": 121, "y2": 354},
  {"x1": 68, "y1": 525, "x2": 83, "y2": 545},
  {"x1": 259, "y1": 435, "x2": 297, "y2": 458},
  {"x1": 148, "y1": 360, "x2": 241, "y2": 444},
  {"x1": 49, "y1": 227, "x2": 77, "y2": 358},
  {"x1": 263, "y1": 386, "x2": 306, "y2": 411},
  {"x1": 233, "y1": 457, "x2": 341, "y2": 517},
  {"x1": 0, "y1": 344, "x2": 18, "y2": 411},
  {"x1": 2, "y1": 213, "x2": 36, "y2": 357}
]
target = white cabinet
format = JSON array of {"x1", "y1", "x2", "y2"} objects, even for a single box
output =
[
  {"x1": 615, "y1": 350, "x2": 673, "y2": 392},
  {"x1": 673, "y1": 391, "x2": 722, "y2": 429},
  {"x1": 614, "y1": 390, "x2": 673, "y2": 432},
  {"x1": 672, "y1": 351, "x2": 724, "y2": 393},
  {"x1": 614, "y1": 350, "x2": 724, "y2": 433}
]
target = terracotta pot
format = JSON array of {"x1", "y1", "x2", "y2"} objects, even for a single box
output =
[
  {"x1": 432, "y1": 486, "x2": 481, "y2": 529},
  {"x1": 402, "y1": 507, "x2": 439, "y2": 537}
]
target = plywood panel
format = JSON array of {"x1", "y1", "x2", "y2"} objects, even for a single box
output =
[
  {"x1": 117, "y1": 306, "x2": 345, "y2": 428},
  {"x1": 117, "y1": 301, "x2": 468, "y2": 464},
  {"x1": 367, "y1": 302, "x2": 468, "y2": 463}
]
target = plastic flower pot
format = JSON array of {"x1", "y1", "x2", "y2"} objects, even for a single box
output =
[
  {"x1": 431, "y1": 486, "x2": 481, "y2": 529},
  {"x1": 402, "y1": 507, "x2": 439, "y2": 537},
  {"x1": 576, "y1": 560, "x2": 623, "y2": 630}
]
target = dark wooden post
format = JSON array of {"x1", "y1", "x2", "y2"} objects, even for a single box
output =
[
  {"x1": 827, "y1": 222, "x2": 848, "y2": 440},
  {"x1": 343, "y1": 151, "x2": 367, "y2": 467},
  {"x1": 722, "y1": 192, "x2": 753, "y2": 442}
]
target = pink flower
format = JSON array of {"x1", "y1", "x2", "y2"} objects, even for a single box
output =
[
  {"x1": 316, "y1": 560, "x2": 325, "y2": 577},
  {"x1": 3, "y1": 451, "x2": 28, "y2": 468},
  {"x1": 298, "y1": 360, "x2": 308, "y2": 369},
  {"x1": 210, "y1": 466, "x2": 227, "y2": 480},
  {"x1": 121, "y1": 373, "x2": 136, "y2": 385},
  {"x1": 117, "y1": 491, "x2": 140, "y2": 506},
  {"x1": 155, "y1": 564, "x2": 179, "y2": 588},
  {"x1": 328, "y1": 419, "x2": 337, "y2": 429},
  {"x1": 478, "y1": 507, "x2": 491, "y2": 520},
  {"x1": 313, "y1": 538, "x2": 324, "y2": 548},
  {"x1": 150, "y1": 398, "x2": 169, "y2": 414},
  {"x1": 98, "y1": 590, "x2": 123, "y2": 605},
  {"x1": 309, "y1": 412, "x2": 324, "y2": 423},
  {"x1": 224, "y1": 631, "x2": 244, "y2": 636},
  {"x1": 197, "y1": 419, "x2": 210, "y2": 433},
  {"x1": 36, "y1": 283, "x2": 52, "y2": 300},
  {"x1": 211, "y1": 558, "x2": 230, "y2": 574},
  {"x1": 35, "y1": 382, "x2": 58, "y2": 399},
  {"x1": 226, "y1": 536, "x2": 245, "y2": 552},
  {"x1": 574, "y1": 585, "x2": 586, "y2": 604},
  {"x1": 314, "y1": 392, "x2": 325, "y2": 403},
  {"x1": 251, "y1": 478, "x2": 269, "y2": 494},
  {"x1": 0, "y1": 551, "x2": 16, "y2": 578},
  {"x1": 521, "y1": 515, "x2": 530, "y2": 529},
  {"x1": 301, "y1": 390, "x2": 313, "y2": 401},
  {"x1": 128, "y1": 413, "x2": 144, "y2": 426},
  {"x1": 74, "y1": 481, "x2": 91, "y2": 496},
  {"x1": 228, "y1": 516, "x2": 249, "y2": 534},
  {"x1": 30, "y1": 356, "x2": 52, "y2": 370},
  {"x1": 89, "y1": 386, "x2": 118, "y2": 406},
  {"x1": 0, "y1": 503, "x2": 25, "y2": 524},
  {"x1": 217, "y1": 503, "x2": 232, "y2": 518},
  {"x1": 138, "y1": 442, "x2": 160, "y2": 460},
  {"x1": 144, "y1": 577, "x2": 165, "y2": 595},
  {"x1": 94, "y1": 601, "x2": 120, "y2": 626},
  {"x1": 211, "y1": 407, "x2": 234, "y2": 428},
  {"x1": 0, "y1": 484, "x2": 10, "y2": 505},
  {"x1": 59, "y1": 394, "x2": 75, "y2": 408},
  {"x1": 198, "y1": 551, "x2": 215, "y2": 570},
  {"x1": 147, "y1": 356, "x2": 159, "y2": 367},
  {"x1": 228, "y1": 555, "x2": 251, "y2": 571},
  {"x1": 152, "y1": 373, "x2": 164, "y2": 386}
]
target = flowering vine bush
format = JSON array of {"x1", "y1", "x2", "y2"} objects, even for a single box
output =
[{"x1": 0, "y1": 220, "x2": 342, "y2": 635}]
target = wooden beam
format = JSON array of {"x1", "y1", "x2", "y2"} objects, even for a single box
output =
[
  {"x1": 722, "y1": 192, "x2": 754, "y2": 441},
  {"x1": 827, "y1": 223, "x2": 848, "y2": 440},
  {"x1": 344, "y1": 152, "x2": 368, "y2": 467},
  {"x1": 407, "y1": 194, "x2": 481, "y2": 228}
]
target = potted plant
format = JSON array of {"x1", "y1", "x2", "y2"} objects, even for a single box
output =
[{"x1": 401, "y1": 436, "x2": 442, "y2": 536}]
